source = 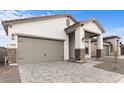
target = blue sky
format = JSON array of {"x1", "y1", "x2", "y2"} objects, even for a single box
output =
[{"x1": 0, "y1": 10, "x2": 124, "y2": 47}]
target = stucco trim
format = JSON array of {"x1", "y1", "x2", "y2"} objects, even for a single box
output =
[
  {"x1": 2, "y1": 14, "x2": 77, "y2": 35},
  {"x1": 65, "y1": 18, "x2": 105, "y2": 33},
  {"x1": 91, "y1": 36, "x2": 120, "y2": 43},
  {"x1": 64, "y1": 22, "x2": 80, "y2": 31},
  {"x1": 16, "y1": 33, "x2": 65, "y2": 41},
  {"x1": 83, "y1": 29, "x2": 100, "y2": 35},
  {"x1": 103, "y1": 36, "x2": 121, "y2": 40},
  {"x1": 2, "y1": 14, "x2": 77, "y2": 24}
]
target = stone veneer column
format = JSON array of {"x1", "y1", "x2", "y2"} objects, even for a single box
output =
[
  {"x1": 75, "y1": 26, "x2": 85, "y2": 63},
  {"x1": 97, "y1": 34, "x2": 103, "y2": 58},
  {"x1": 96, "y1": 49, "x2": 103, "y2": 58},
  {"x1": 8, "y1": 49, "x2": 16, "y2": 64},
  {"x1": 75, "y1": 48, "x2": 85, "y2": 62}
]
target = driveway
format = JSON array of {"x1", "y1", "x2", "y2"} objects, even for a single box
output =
[{"x1": 18, "y1": 60, "x2": 124, "y2": 83}]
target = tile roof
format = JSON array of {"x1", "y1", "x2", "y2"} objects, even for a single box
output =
[
  {"x1": 2, "y1": 13, "x2": 77, "y2": 24},
  {"x1": 103, "y1": 36, "x2": 121, "y2": 40},
  {"x1": 2, "y1": 13, "x2": 77, "y2": 35}
]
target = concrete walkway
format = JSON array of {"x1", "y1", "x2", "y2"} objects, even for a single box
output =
[{"x1": 18, "y1": 61, "x2": 124, "y2": 83}]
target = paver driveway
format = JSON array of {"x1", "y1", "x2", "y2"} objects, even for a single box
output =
[{"x1": 18, "y1": 61, "x2": 124, "y2": 83}]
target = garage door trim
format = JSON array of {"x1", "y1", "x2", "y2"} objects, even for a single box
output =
[
  {"x1": 16, "y1": 33, "x2": 65, "y2": 41},
  {"x1": 17, "y1": 36, "x2": 64, "y2": 64}
]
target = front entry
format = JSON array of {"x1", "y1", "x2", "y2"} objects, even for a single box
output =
[{"x1": 69, "y1": 32, "x2": 75, "y2": 60}]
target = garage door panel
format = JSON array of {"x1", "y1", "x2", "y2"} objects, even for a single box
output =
[
  {"x1": 17, "y1": 37, "x2": 64, "y2": 63},
  {"x1": 103, "y1": 45, "x2": 109, "y2": 56}
]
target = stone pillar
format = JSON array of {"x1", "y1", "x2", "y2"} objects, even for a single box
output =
[
  {"x1": 8, "y1": 49, "x2": 16, "y2": 64},
  {"x1": 117, "y1": 39, "x2": 121, "y2": 56},
  {"x1": 97, "y1": 34, "x2": 103, "y2": 58},
  {"x1": 75, "y1": 26, "x2": 85, "y2": 63},
  {"x1": 88, "y1": 39, "x2": 91, "y2": 58}
]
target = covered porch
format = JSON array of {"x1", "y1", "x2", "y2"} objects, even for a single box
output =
[{"x1": 65, "y1": 19, "x2": 105, "y2": 63}]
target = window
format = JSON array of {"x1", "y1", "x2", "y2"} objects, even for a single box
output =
[
  {"x1": 85, "y1": 41, "x2": 89, "y2": 55},
  {"x1": 66, "y1": 19, "x2": 70, "y2": 26}
]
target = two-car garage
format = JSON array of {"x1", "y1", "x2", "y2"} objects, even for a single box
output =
[{"x1": 17, "y1": 36, "x2": 64, "y2": 64}]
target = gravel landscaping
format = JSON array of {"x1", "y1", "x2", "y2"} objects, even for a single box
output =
[{"x1": 0, "y1": 64, "x2": 21, "y2": 83}]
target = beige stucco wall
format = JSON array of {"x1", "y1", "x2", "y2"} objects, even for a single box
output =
[
  {"x1": 83, "y1": 22, "x2": 102, "y2": 35},
  {"x1": 91, "y1": 42, "x2": 109, "y2": 57},
  {"x1": 104, "y1": 38, "x2": 121, "y2": 56},
  {"x1": 7, "y1": 16, "x2": 75, "y2": 60},
  {"x1": 75, "y1": 22, "x2": 103, "y2": 58},
  {"x1": 7, "y1": 16, "x2": 105, "y2": 60},
  {"x1": 83, "y1": 22, "x2": 103, "y2": 58},
  {"x1": 75, "y1": 26, "x2": 85, "y2": 49},
  {"x1": 91, "y1": 38, "x2": 121, "y2": 57}
]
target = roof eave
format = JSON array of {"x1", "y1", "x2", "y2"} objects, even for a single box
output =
[
  {"x1": 80, "y1": 19, "x2": 105, "y2": 33},
  {"x1": 2, "y1": 14, "x2": 77, "y2": 25},
  {"x1": 1, "y1": 22, "x2": 8, "y2": 35},
  {"x1": 67, "y1": 14, "x2": 77, "y2": 23},
  {"x1": 103, "y1": 36, "x2": 121, "y2": 40},
  {"x1": 64, "y1": 22, "x2": 80, "y2": 32},
  {"x1": 93, "y1": 20, "x2": 105, "y2": 33}
]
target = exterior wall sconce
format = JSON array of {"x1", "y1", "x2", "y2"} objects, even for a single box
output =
[
  {"x1": 11, "y1": 33, "x2": 15, "y2": 40},
  {"x1": 82, "y1": 37, "x2": 86, "y2": 42}
]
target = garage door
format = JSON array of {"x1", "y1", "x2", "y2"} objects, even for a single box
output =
[
  {"x1": 103, "y1": 45, "x2": 109, "y2": 56},
  {"x1": 17, "y1": 36, "x2": 64, "y2": 64}
]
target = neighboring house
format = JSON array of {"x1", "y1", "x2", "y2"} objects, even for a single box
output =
[
  {"x1": 0, "y1": 47, "x2": 7, "y2": 63},
  {"x1": 120, "y1": 42, "x2": 124, "y2": 55},
  {"x1": 91, "y1": 36, "x2": 121, "y2": 57},
  {"x1": 2, "y1": 14, "x2": 105, "y2": 65},
  {"x1": 121, "y1": 46, "x2": 124, "y2": 55}
]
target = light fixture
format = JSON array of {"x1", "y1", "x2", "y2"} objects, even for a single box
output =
[{"x1": 11, "y1": 33, "x2": 15, "y2": 40}]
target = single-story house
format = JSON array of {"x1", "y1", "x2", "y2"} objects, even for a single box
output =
[
  {"x1": 2, "y1": 14, "x2": 105, "y2": 65},
  {"x1": 91, "y1": 36, "x2": 121, "y2": 57}
]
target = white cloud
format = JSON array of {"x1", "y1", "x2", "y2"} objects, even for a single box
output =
[
  {"x1": 0, "y1": 10, "x2": 56, "y2": 47},
  {"x1": 0, "y1": 30, "x2": 7, "y2": 47},
  {"x1": 0, "y1": 10, "x2": 33, "y2": 47},
  {"x1": 0, "y1": 10, "x2": 32, "y2": 20},
  {"x1": 46, "y1": 11, "x2": 53, "y2": 16}
]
